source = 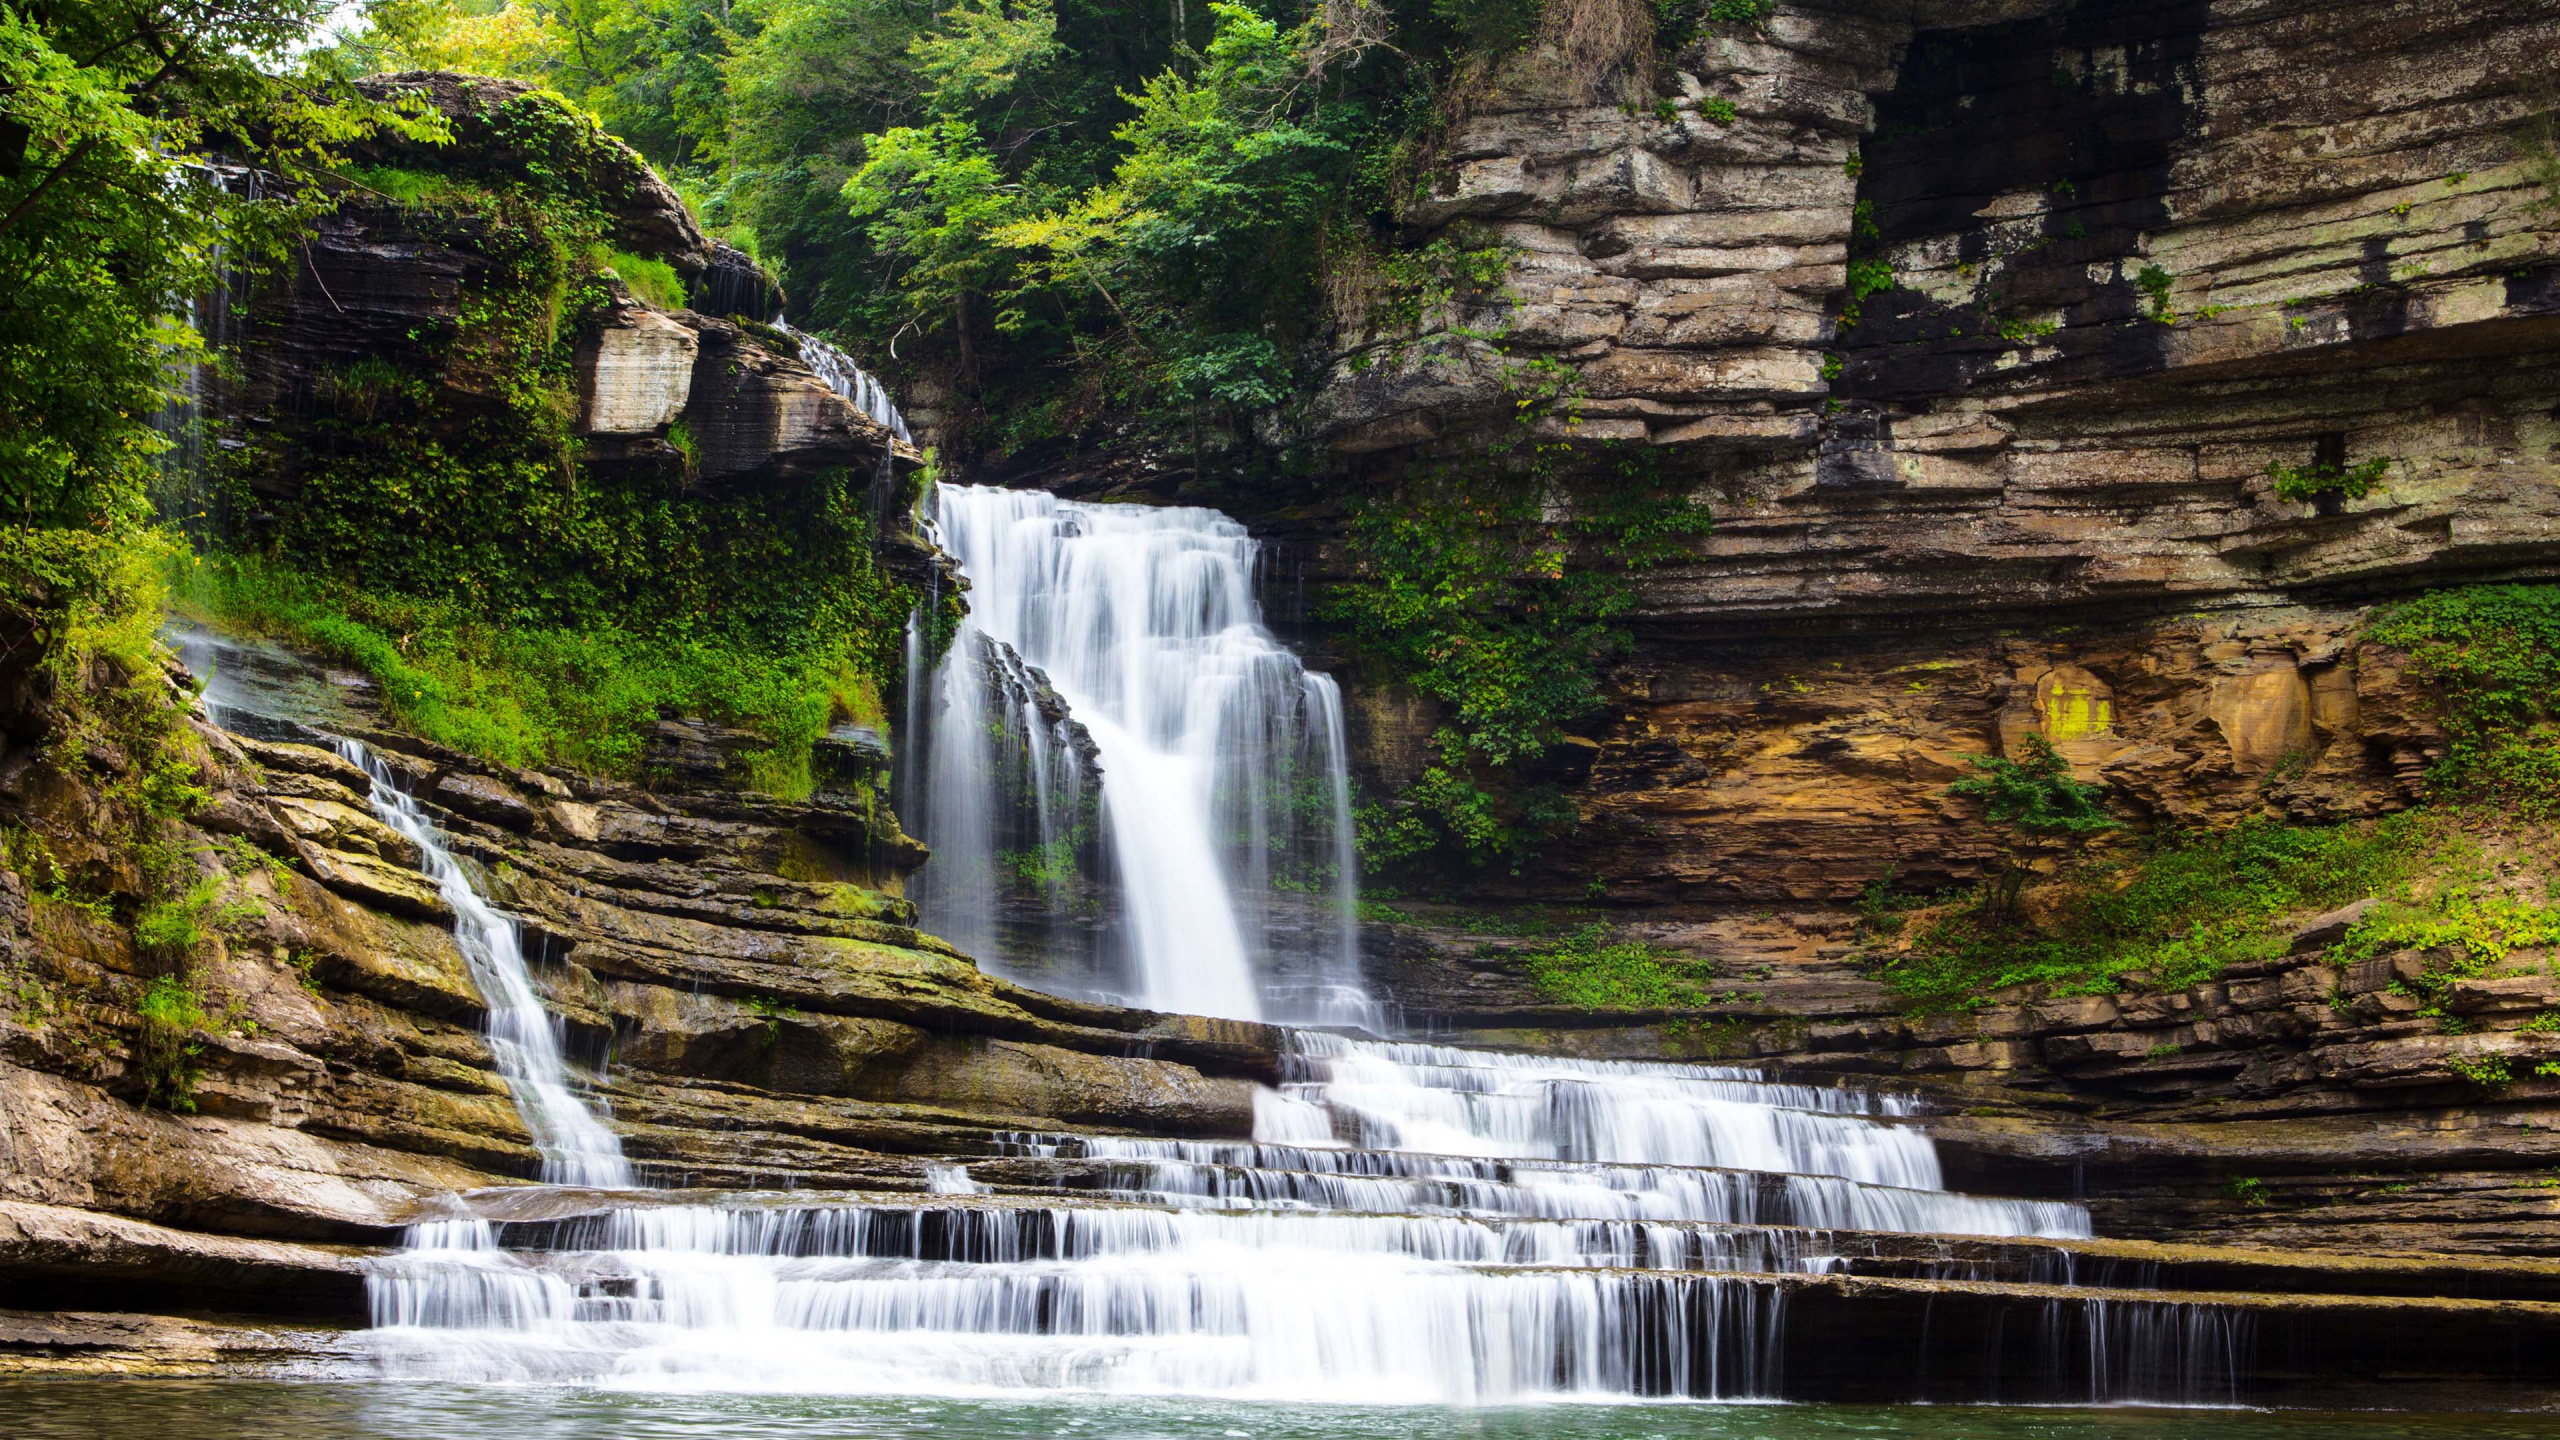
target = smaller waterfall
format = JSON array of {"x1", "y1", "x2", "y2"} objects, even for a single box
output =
[
  {"x1": 904, "y1": 486, "x2": 1362, "y2": 1025},
  {"x1": 339, "y1": 741, "x2": 631, "y2": 1188},
  {"x1": 772, "y1": 317, "x2": 911, "y2": 442}
]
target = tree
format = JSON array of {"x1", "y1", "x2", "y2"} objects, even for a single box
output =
[
  {"x1": 1946, "y1": 733, "x2": 2122, "y2": 924},
  {"x1": 0, "y1": 0, "x2": 438, "y2": 530}
]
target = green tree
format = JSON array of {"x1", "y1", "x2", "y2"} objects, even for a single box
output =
[
  {"x1": 1946, "y1": 733, "x2": 2122, "y2": 924},
  {"x1": 0, "y1": 0, "x2": 435, "y2": 530}
]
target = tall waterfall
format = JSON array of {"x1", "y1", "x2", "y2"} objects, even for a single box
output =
[
  {"x1": 340, "y1": 741, "x2": 631, "y2": 1189},
  {"x1": 903, "y1": 485, "x2": 1360, "y2": 1024}
]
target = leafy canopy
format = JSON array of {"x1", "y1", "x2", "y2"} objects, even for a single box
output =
[{"x1": 0, "y1": 0, "x2": 439, "y2": 530}]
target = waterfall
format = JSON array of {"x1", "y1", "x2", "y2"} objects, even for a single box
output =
[
  {"x1": 772, "y1": 317, "x2": 911, "y2": 443},
  {"x1": 902, "y1": 485, "x2": 1361, "y2": 1024},
  {"x1": 339, "y1": 741, "x2": 632, "y2": 1188},
  {"x1": 338, "y1": 377, "x2": 2243, "y2": 1409},
  {"x1": 362, "y1": 1035, "x2": 2135, "y2": 1401}
]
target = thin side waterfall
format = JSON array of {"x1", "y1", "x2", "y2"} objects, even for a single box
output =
[
  {"x1": 902, "y1": 485, "x2": 1361, "y2": 1024},
  {"x1": 338, "y1": 741, "x2": 631, "y2": 1188},
  {"x1": 774, "y1": 316, "x2": 911, "y2": 443}
]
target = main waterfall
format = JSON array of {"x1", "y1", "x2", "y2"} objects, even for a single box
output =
[
  {"x1": 902, "y1": 485, "x2": 1358, "y2": 1024},
  {"x1": 346, "y1": 471, "x2": 2245, "y2": 1408}
]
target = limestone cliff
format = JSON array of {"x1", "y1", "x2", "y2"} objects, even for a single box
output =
[{"x1": 1260, "y1": 0, "x2": 2560, "y2": 887}]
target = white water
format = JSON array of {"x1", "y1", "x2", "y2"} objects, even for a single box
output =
[
  {"x1": 774, "y1": 317, "x2": 911, "y2": 443},
  {"x1": 904, "y1": 485, "x2": 1359, "y2": 1024},
  {"x1": 367, "y1": 1033, "x2": 2101, "y2": 1401},
  {"x1": 340, "y1": 741, "x2": 632, "y2": 1188},
  {"x1": 342, "y1": 479, "x2": 2234, "y2": 1404}
]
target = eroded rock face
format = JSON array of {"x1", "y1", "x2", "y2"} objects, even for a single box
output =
[
  {"x1": 580, "y1": 303, "x2": 698, "y2": 434},
  {"x1": 1307, "y1": 0, "x2": 2558, "y2": 623}
]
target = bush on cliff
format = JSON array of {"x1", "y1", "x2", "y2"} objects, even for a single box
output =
[
  {"x1": 1873, "y1": 813, "x2": 2454, "y2": 1010},
  {"x1": 2370, "y1": 583, "x2": 2560, "y2": 816},
  {"x1": 178, "y1": 551, "x2": 885, "y2": 788},
  {"x1": 182, "y1": 81, "x2": 917, "y2": 789}
]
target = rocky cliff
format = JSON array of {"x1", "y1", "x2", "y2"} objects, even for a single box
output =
[
  {"x1": 0, "y1": 631, "x2": 1278, "y2": 1319},
  {"x1": 965, "y1": 0, "x2": 2560, "y2": 1251}
]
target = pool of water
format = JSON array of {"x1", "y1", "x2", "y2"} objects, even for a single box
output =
[{"x1": 4, "y1": 1382, "x2": 2557, "y2": 1440}]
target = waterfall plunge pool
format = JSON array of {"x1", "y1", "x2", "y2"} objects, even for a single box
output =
[{"x1": 5, "y1": 1381, "x2": 2555, "y2": 1440}]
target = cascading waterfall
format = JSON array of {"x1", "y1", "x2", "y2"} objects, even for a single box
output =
[
  {"x1": 774, "y1": 317, "x2": 911, "y2": 443},
  {"x1": 901, "y1": 485, "x2": 1361, "y2": 1024},
  {"x1": 339, "y1": 741, "x2": 631, "y2": 1189},
  {"x1": 364, "y1": 1034, "x2": 2114, "y2": 1401},
  {"x1": 344, "y1": 376, "x2": 2248, "y2": 1407}
]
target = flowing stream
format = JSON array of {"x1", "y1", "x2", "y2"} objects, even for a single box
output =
[
  {"x1": 340, "y1": 741, "x2": 631, "y2": 1189},
  {"x1": 365, "y1": 1035, "x2": 2099, "y2": 1402}
]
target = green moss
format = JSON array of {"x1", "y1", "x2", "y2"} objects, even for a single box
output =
[
  {"x1": 342, "y1": 165, "x2": 500, "y2": 214},
  {"x1": 589, "y1": 242, "x2": 688, "y2": 310},
  {"x1": 1876, "y1": 813, "x2": 2456, "y2": 1011},
  {"x1": 1518, "y1": 922, "x2": 1740, "y2": 1011},
  {"x1": 175, "y1": 552, "x2": 887, "y2": 788},
  {"x1": 1330, "y1": 439, "x2": 1711, "y2": 878},
  {"x1": 134, "y1": 973, "x2": 206, "y2": 1112},
  {"x1": 2369, "y1": 584, "x2": 2560, "y2": 814}
]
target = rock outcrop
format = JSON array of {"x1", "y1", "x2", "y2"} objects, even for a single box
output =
[
  {"x1": 1312, "y1": 0, "x2": 2557, "y2": 630},
  {"x1": 0, "y1": 633, "x2": 1277, "y2": 1269}
]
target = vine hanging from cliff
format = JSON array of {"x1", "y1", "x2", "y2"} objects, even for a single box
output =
[{"x1": 1327, "y1": 402, "x2": 1712, "y2": 879}]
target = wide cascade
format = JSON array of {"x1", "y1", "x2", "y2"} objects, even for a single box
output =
[
  {"x1": 356, "y1": 487, "x2": 2231, "y2": 1407},
  {"x1": 367, "y1": 1035, "x2": 2101, "y2": 1402},
  {"x1": 900, "y1": 485, "x2": 1359, "y2": 1024}
]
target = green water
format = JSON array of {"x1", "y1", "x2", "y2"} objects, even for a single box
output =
[{"x1": 3, "y1": 1382, "x2": 2556, "y2": 1440}]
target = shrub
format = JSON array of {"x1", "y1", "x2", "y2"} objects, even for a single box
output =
[
  {"x1": 1877, "y1": 812, "x2": 2449, "y2": 1010},
  {"x1": 2368, "y1": 584, "x2": 2560, "y2": 814},
  {"x1": 1945, "y1": 733, "x2": 2121, "y2": 923},
  {"x1": 2269, "y1": 455, "x2": 2391, "y2": 504},
  {"x1": 134, "y1": 974, "x2": 207, "y2": 1112},
  {"x1": 1520, "y1": 922, "x2": 1733, "y2": 1011}
]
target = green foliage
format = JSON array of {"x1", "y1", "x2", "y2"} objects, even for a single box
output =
[
  {"x1": 2448, "y1": 1053, "x2": 2515, "y2": 1090},
  {"x1": 1876, "y1": 813, "x2": 2450, "y2": 1011},
  {"x1": 182, "y1": 102, "x2": 927, "y2": 783},
  {"x1": 381, "y1": 0, "x2": 1530, "y2": 462},
  {"x1": 2268, "y1": 454, "x2": 2391, "y2": 504},
  {"x1": 999, "y1": 840, "x2": 1079, "y2": 888},
  {"x1": 1846, "y1": 258, "x2": 1897, "y2": 303},
  {"x1": 740, "y1": 993, "x2": 800, "y2": 1047},
  {"x1": 2370, "y1": 584, "x2": 2560, "y2": 814},
  {"x1": 1698, "y1": 97, "x2": 1738, "y2": 126},
  {"x1": 590, "y1": 243, "x2": 688, "y2": 309},
  {"x1": 1945, "y1": 733, "x2": 2120, "y2": 922},
  {"x1": 179, "y1": 552, "x2": 890, "y2": 788},
  {"x1": 2227, "y1": 1176, "x2": 2270, "y2": 1208},
  {"x1": 1948, "y1": 735, "x2": 2118, "y2": 841},
  {"x1": 2333, "y1": 889, "x2": 2560, "y2": 988},
  {"x1": 1519, "y1": 922, "x2": 1735, "y2": 1011},
  {"x1": 134, "y1": 973, "x2": 207, "y2": 1111},
  {"x1": 1330, "y1": 440, "x2": 1711, "y2": 877},
  {"x1": 2133, "y1": 263, "x2": 2176, "y2": 321},
  {"x1": 0, "y1": 1, "x2": 442, "y2": 532},
  {"x1": 132, "y1": 876, "x2": 223, "y2": 971},
  {"x1": 1658, "y1": 0, "x2": 1772, "y2": 43}
]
